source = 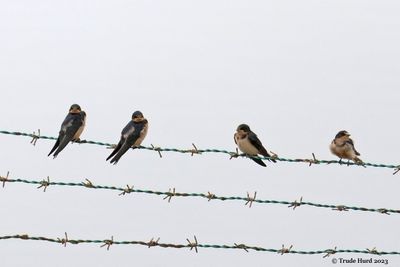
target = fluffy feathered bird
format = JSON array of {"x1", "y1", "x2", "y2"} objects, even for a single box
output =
[{"x1": 330, "y1": 130, "x2": 362, "y2": 163}]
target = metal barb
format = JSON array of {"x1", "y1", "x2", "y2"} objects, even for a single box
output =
[
  {"x1": 306, "y1": 153, "x2": 319, "y2": 166},
  {"x1": 229, "y1": 148, "x2": 240, "y2": 160},
  {"x1": 151, "y1": 144, "x2": 163, "y2": 158},
  {"x1": 269, "y1": 150, "x2": 279, "y2": 160},
  {"x1": 119, "y1": 185, "x2": 134, "y2": 196},
  {"x1": 147, "y1": 237, "x2": 160, "y2": 248},
  {"x1": 234, "y1": 243, "x2": 249, "y2": 252},
  {"x1": 245, "y1": 191, "x2": 257, "y2": 208},
  {"x1": 393, "y1": 166, "x2": 400, "y2": 175},
  {"x1": 278, "y1": 244, "x2": 293, "y2": 255},
  {"x1": 333, "y1": 205, "x2": 349, "y2": 212},
  {"x1": 57, "y1": 232, "x2": 69, "y2": 247},
  {"x1": 101, "y1": 236, "x2": 114, "y2": 250},
  {"x1": 367, "y1": 247, "x2": 380, "y2": 255},
  {"x1": 289, "y1": 197, "x2": 303, "y2": 210},
  {"x1": 82, "y1": 179, "x2": 94, "y2": 188},
  {"x1": 378, "y1": 208, "x2": 390, "y2": 215},
  {"x1": 188, "y1": 143, "x2": 201, "y2": 156},
  {"x1": 323, "y1": 247, "x2": 337, "y2": 258},
  {"x1": 207, "y1": 191, "x2": 216, "y2": 201},
  {"x1": 30, "y1": 129, "x2": 40, "y2": 146},
  {"x1": 186, "y1": 235, "x2": 198, "y2": 253},
  {"x1": 0, "y1": 171, "x2": 10, "y2": 188},
  {"x1": 37, "y1": 176, "x2": 50, "y2": 192},
  {"x1": 163, "y1": 188, "x2": 176, "y2": 203}
]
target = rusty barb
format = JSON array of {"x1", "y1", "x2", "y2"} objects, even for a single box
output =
[
  {"x1": 186, "y1": 143, "x2": 201, "y2": 156},
  {"x1": 82, "y1": 179, "x2": 94, "y2": 188},
  {"x1": 0, "y1": 171, "x2": 10, "y2": 188},
  {"x1": 101, "y1": 236, "x2": 114, "y2": 250},
  {"x1": 234, "y1": 243, "x2": 249, "y2": 252},
  {"x1": 333, "y1": 205, "x2": 349, "y2": 212},
  {"x1": 37, "y1": 176, "x2": 50, "y2": 192},
  {"x1": 163, "y1": 188, "x2": 176, "y2": 203},
  {"x1": 119, "y1": 185, "x2": 134, "y2": 196},
  {"x1": 151, "y1": 144, "x2": 163, "y2": 158},
  {"x1": 245, "y1": 191, "x2": 257, "y2": 208},
  {"x1": 278, "y1": 244, "x2": 293, "y2": 255},
  {"x1": 147, "y1": 237, "x2": 160, "y2": 248},
  {"x1": 30, "y1": 129, "x2": 41, "y2": 146},
  {"x1": 269, "y1": 150, "x2": 279, "y2": 160},
  {"x1": 186, "y1": 235, "x2": 198, "y2": 253},
  {"x1": 323, "y1": 247, "x2": 337, "y2": 258},
  {"x1": 207, "y1": 191, "x2": 216, "y2": 201},
  {"x1": 305, "y1": 153, "x2": 319, "y2": 166},
  {"x1": 57, "y1": 232, "x2": 69, "y2": 247},
  {"x1": 289, "y1": 197, "x2": 303, "y2": 210}
]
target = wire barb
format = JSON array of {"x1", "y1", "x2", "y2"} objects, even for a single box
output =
[
  {"x1": 0, "y1": 171, "x2": 10, "y2": 188},
  {"x1": 119, "y1": 185, "x2": 134, "y2": 196},
  {"x1": 333, "y1": 205, "x2": 349, "y2": 212},
  {"x1": 82, "y1": 179, "x2": 94, "y2": 188},
  {"x1": 278, "y1": 244, "x2": 293, "y2": 255},
  {"x1": 163, "y1": 188, "x2": 176, "y2": 203},
  {"x1": 234, "y1": 243, "x2": 249, "y2": 252},
  {"x1": 57, "y1": 232, "x2": 69, "y2": 247},
  {"x1": 367, "y1": 247, "x2": 380, "y2": 255},
  {"x1": 101, "y1": 236, "x2": 114, "y2": 250},
  {"x1": 323, "y1": 247, "x2": 337, "y2": 258},
  {"x1": 306, "y1": 153, "x2": 319, "y2": 166},
  {"x1": 289, "y1": 197, "x2": 303, "y2": 210},
  {"x1": 30, "y1": 129, "x2": 40, "y2": 146},
  {"x1": 229, "y1": 148, "x2": 240, "y2": 160},
  {"x1": 186, "y1": 143, "x2": 201, "y2": 156},
  {"x1": 151, "y1": 144, "x2": 163, "y2": 158},
  {"x1": 147, "y1": 237, "x2": 160, "y2": 248},
  {"x1": 186, "y1": 235, "x2": 198, "y2": 253},
  {"x1": 245, "y1": 191, "x2": 257, "y2": 208},
  {"x1": 393, "y1": 166, "x2": 400, "y2": 175},
  {"x1": 207, "y1": 191, "x2": 216, "y2": 201},
  {"x1": 37, "y1": 176, "x2": 50, "y2": 192},
  {"x1": 377, "y1": 208, "x2": 390, "y2": 215}
]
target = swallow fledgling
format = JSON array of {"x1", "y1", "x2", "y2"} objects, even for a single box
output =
[
  {"x1": 106, "y1": 111, "x2": 148, "y2": 165},
  {"x1": 330, "y1": 130, "x2": 362, "y2": 164},
  {"x1": 48, "y1": 104, "x2": 86, "y2": 158},
  {"x1": 234, "y1": 124, "x2": 276, "y2": 167}
]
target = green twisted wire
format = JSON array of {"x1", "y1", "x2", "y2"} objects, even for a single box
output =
[
  {"x1": 0, "y1": 234, "x2": 398, "y2": 256},
  {"x1": 1, "y1": 176, "x2": 398, "y2": 215},
  {"x1": 0, "y1": 130, "x2": 399, "y2": 171}
]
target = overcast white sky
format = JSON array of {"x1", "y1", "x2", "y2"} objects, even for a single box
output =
[{"x1": 1, "y1": 0, "x2": 400, "y2": 266}]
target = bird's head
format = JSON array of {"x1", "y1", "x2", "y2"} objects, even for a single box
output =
[
  {"x1": 69, "y1": 104, "x2": 81, "y2": 114},
  {"x1": 335, "y1": 130, "x2": 350, "y2": 139},
  {"x1": 236, "y1": 124, "x2": 251, "y2": 136},
  {"x1": 132, "y1": 110, "x2": 145, "y2": 122}
]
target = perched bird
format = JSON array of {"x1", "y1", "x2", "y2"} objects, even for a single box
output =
[
  {"x1": 106, "y1": 111, "x2": 148, "y2": 164},
  {"x1": 48, "y1": 104, "x2": 86, "y2": 158},
  {"x1": 330, "y1": 130, "x2": 362, "y2": 163},
  {"x1": 234, "y1": 124, "x2": 276, "y2": 167}
]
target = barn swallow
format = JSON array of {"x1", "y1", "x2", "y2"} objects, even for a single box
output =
[
  {"x1": 106, "y1": 111, "x2": 148, "y2": 164},
  {"x1": 234, "y1": 124, "x2": 276, "y2": 167},
  {"x1": 48, "y1": 104, "x2": 86, "y2": 158},
  {"x1": 330, "y1": 130, "x2": 362, "y2": 163}
]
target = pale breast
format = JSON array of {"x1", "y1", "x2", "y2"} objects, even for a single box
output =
[
  {"x1": 73, "y1": 117, "x2": 86, "y2": 140},
  {"x1": 133, "y1": 122, "x2": 148, "y2": 147},
  {"x1": 236, "y1": 136, "x2": 259, "y2": 155},
  {"x1": 330, "y1": 141, "x2": 355, "y2": 160}
]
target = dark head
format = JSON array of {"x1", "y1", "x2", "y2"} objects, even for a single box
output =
[
  {"x1": 132, "y1": 110, "x2": 145, "y2": 122},
  {"x1": 236, "y1": 124, "x2": 251, "y2": 134},
  {"x1": 335, "y1": 130, "x2": 350, "y2": 139},
  {"x1": 69, "y1": 104, "x2": 81, "y2": 114}
]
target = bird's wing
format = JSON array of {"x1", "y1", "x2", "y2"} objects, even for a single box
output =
[
  {"x1": 109, "y1": 122, "x2": 143, "y2": 164},
  {"x1": 52, "y1": 114, "x2": 84, "y2": 157},
  {"x1": 346, "y1": 138, "x2": 361, "y2": 156},
  {"x1": 250, "y1": 156, "x2": 267, "y2": 167},
  {"x1": 248, "y1": 132, "x2": 276, "y2": 162}
]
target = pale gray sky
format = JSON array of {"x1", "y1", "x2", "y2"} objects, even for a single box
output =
[{"x1": 1, "y1": 1, "x2": 400, "y2": 266}]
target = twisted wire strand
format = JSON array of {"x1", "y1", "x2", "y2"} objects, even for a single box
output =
[
  {"x1": 1, "y1": 234, "x2": 399, "y2": 256},
  {"x1": 1, "y1": 176, "x2": 398, "y2": 215},
  {"x1": 0, "y1": 130, "x2": 399, "y2": 171}
]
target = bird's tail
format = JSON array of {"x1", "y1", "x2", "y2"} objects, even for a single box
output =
[
  {"x1": 48, "y1": 138, "x2": 60, "y2": 157},
  {"x1": 250, "y1": 157, "x2": 267, "y2": 167}
]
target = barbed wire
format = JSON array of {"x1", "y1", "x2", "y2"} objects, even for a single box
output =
[
  {"x1": 1, "y1": 234, "x2": 399, "y2": 256},
  {"x1": 1, "y1": 130, "x2": 399, "y2": 173},
  {"x1": 1, "y1": 173, "x2": 398, "y2": 215}
]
